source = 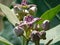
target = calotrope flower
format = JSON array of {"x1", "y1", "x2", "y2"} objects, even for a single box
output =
[
  {"x1": 16, "y1": 15, "x2": 41, "y2": 30},
  {"x1": 13, "y1": 0, "x2": 27, "y2": 12},
  {"x1": 13, "y1": 0, "x2": 37, "y2": 13},
  {"x1": 23, "y1": 15, "x2": 41, "y2": 25},
  {"x1": 21, "y1": 0, "x2": 27, "y2": 5}
]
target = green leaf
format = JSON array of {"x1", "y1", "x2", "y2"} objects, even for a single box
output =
[
  {"x1": 0, "y1": 36, "x2": 13, "y2": 45},
  {"x1": 40, "y1": 24, "x2": 60, "y2": 45},
  {"x1": 0, "y1": 3, "x2": 20, "y2": 26},
  {"x1": 38, "y1": 4, "x2": 60, "y2": 24}
]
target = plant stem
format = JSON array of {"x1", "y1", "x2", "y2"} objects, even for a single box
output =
[
  {"x1": 45, "y1": 39, "x2": 53, "y2": 45},
  {"x1": 35, "y1": 41, "x2": 40, "y2": 45},
  {"x1": 26, "y1": 39, "x2": 29, "y2": 45},
  {"x1": 22, "y1": 36, "x2": 27, "y2": 45},
  {"x1": 23, "y1": 38, "x2": 30, "y2": 45},
  {"x1": 22, "y1": 35, "x2": 30, "y2": 45}
]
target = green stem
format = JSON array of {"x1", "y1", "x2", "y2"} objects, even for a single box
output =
[
  {"x1": 35, "y1": 41, "x2": 40, "y2": 45},
  {"x1": 26, "y1": 40, "x2": 29, "y2": 45},
  {"x1": 22, "y1": 35, "x2": 30, "y2": 45},
  {"x1": 23, "y1": 38, "x2": 30, "y2": 45},
  {"x1": 22, "y1": 36, "x2": 27, "y2": 45}
]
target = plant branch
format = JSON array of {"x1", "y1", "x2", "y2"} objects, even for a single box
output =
[{"x1": 45, "y1": 39, "x2": 53, "y2": 45}]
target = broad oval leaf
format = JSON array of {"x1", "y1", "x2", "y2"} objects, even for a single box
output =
[
  {"x1": 0, "y1": 36, "x2": 13, "y2": 45},
  {"x1": 38, "y1": 4, "x2": 60, "y2": 24},
  {"x1": 0, "y1": 3, "x2": 20, "y2": 26},
  {"x1": 40, "y1": 24, "x2": 60, "y2": 45}
]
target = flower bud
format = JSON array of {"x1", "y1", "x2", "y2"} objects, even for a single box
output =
[
  {"x1": 42, "y1": 20, "x2": 50, "y2": 31},
  {"x1": 40, "y1": 31, "x2": 46, "y2": 40},
  {"x1": 30, "y1": 30, "x2": 40, "y2": 42},
  {"x1": 14, "y1": 4, "x2": 23, "y2": 13},
  {"x1": 21, "y1": 0, "x2": 27, "y2": 5},
  {"x1": 29, "y1": 6, "x2": 37, "y2": 16},
  {"x1": 14, "y1": 26, "x2": 24, "y2": 36}
]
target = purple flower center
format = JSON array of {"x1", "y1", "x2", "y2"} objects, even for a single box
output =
[
  {"x1": 23, "y1": 15, "x2": 41, "y2": 25},
  {"x1": 25, "y1": 15, "x2": 34, "y2": 22},
  {"x1": 21, "y1": 0, "x2": 27, "y2": 5}
]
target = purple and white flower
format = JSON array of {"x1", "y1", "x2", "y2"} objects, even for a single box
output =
[
  {"x1": 21, "y1": 0, "x2": 27, "y2": 5},
  {"x1": 23, "y1": 15, "x2": 41, "y2": 25}
]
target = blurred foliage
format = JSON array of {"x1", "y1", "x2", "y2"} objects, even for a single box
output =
[
  {"x1": 0, "y1": 36, "x2": 13, "y2": 45},
  {"x1": 40, "y1": 24, "x2": 60, "y2": 45},
  {"x1": 1, "y1": 21, "x2": 21, "y2": 45},
  {"x1": 0, "y1": 0, "x2": 60, "y2": 45},
  {"x1": 38, "y1": 4, "x2": 60, "y2": 24},
  {"x1": 0, "y1": 3, "x2": 20, "y2": 26},
  {"x1": 0, "y1": 0, "x2": 15, "y2": 7}
]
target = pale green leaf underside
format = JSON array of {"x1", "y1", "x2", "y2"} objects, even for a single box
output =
[
  {"x1": 0, "y1": 36, "x2": 13, "y2": 45},
  {"x1": 0, "y1": 3, "x2": 20, "y2": 26},
  {"x1": 40, "y1": 24, "x2": 60, "y2": 45}
]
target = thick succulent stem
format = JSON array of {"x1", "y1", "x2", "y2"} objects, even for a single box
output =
[
  {"x1": 35, "y1": 41, "x2": 40, "y2": 45},
  {"x1": 26, "y1": 39, "x2": 30, "y2": 45},
  {"x1": 22, "y1": 35, "x2": 30, "y2": 45}
]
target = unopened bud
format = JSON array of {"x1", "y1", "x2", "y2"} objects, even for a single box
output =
[
  {"x1": 14, "y1": 26, "x2": 24, "y2": 36},
  {"x1": 29, "y1": 6, "x2": 37, "y2": 12},
  {"x1": 30, "y1": 30, "x2": 40, "y2": 42},
  {"x1": 42, "y1": 20, "x2": 50, "y2": 31},
  {"x1": 14, "y1": 4, "x2": 22, "y2": 12},
  {"x1": 29, "y1": 6, "x2": 37, "y2": 16},
  {"x1": 40, "y1": 31, "x2": 46, "y2": 40}
]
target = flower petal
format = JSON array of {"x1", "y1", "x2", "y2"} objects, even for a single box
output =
[
  {"x1": 23, "y1": 15, "x2": 34, "y2": 22},
  {"x1": 26, "y1": 18, "x2": 41, "y2": 24}
]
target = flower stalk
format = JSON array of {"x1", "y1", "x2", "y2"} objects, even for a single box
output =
[{"x1": 35, "y1": 40, "x2": 40, "y2": 45}]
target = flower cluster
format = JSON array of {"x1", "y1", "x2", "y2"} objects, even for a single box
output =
[
  {"x1": 13, "y1": 0, "x2": 37, "y2": 20},
  {"x1": 13, "y1": 0, "x2": 50, "y2": 44},
  {"x1": 14, "y1": 14, "x2": 49, "y2": 42}
]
